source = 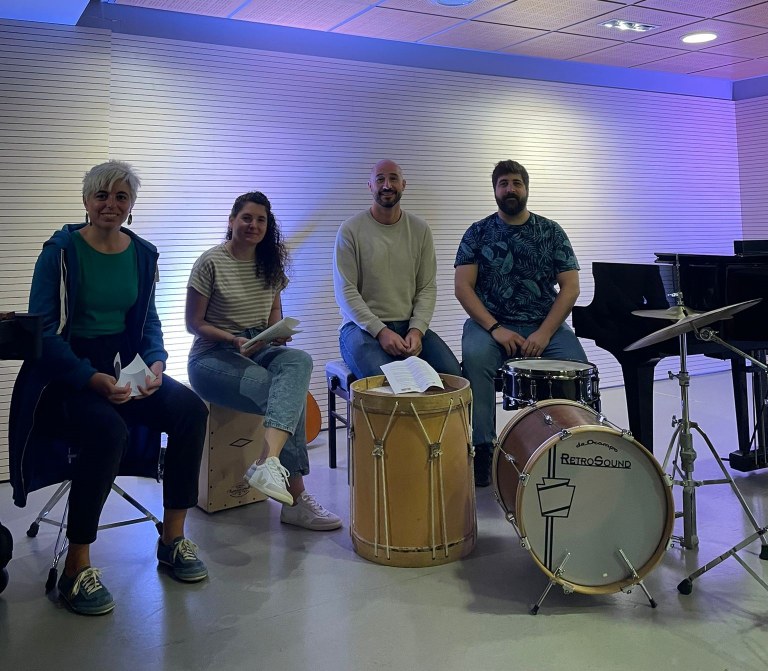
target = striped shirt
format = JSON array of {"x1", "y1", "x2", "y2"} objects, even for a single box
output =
[{"x1": 187, "y1": 243, "x2": 287, "y2": 359}]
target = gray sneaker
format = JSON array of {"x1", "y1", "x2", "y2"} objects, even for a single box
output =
[
  {"x1": 280, "y1": 492, "x2": 342, "y2": 530},
  {"x1": 245, "y1": 456, "x2": 293, "y2": 505},
  {"x1": 157, "y1": 537, "x2": 208, "y2": 583},
  {"x1": 58, "y1": 567, "x2": 115, "y2": 616}
]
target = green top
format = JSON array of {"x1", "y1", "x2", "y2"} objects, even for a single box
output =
[{"x1": 70, "y1": 231, "x2": 138, "y2": 337}]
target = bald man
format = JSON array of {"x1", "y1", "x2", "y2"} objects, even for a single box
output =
[{"x1": 333, "y1": 159, "x2": 461, "y2": 379}]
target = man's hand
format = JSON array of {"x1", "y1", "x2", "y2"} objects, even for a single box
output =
[
  {"x1": 136, "y1": 361, "x2": 164, "y2": 399},
  {"x1": 520, "y1": 329, "x2": 551, "y2": 358},
  {"x1": 88, "y1": 372, "x2": 132, "y2": 405},
  {"x1": 492, "y1": 327, "x2": 526, "y2": 358},
  {"x1": 377, "y1": 327, "x2": 408, "y2": 356},
  {"x1": 404, "y1": 329, "x2": 423, "y2": 356}
]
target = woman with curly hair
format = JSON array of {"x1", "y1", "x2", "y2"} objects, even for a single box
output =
[{"x1": 186, "y1": 192, "x2": 340, "y2": 530}]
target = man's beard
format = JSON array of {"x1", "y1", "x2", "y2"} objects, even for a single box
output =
[
  {"x1": 374, "y1": 189, "x2": 402, "y2": 208},
  {"x1": 495, "y1": 193, "x2": 527, "y2": 217}
]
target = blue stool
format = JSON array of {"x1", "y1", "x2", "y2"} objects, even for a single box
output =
[{"x1": 325, "y1": 360, "x2": 357, "y2": 469}]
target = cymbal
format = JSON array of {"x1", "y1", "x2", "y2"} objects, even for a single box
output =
[
  {"x1": 631, "y1": 306, "x2": 703, "y2": 321},
  {"x1": 624, "y1": 299, "x2": 762, "y2": 351}
]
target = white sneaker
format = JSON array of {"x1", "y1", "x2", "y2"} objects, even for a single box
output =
[
  {"x1": 280, "y1": 492, "x2": 342, "y2": 531},
  {"x1": 244, "y1": 457, "x2": 293, "y2": 505}
]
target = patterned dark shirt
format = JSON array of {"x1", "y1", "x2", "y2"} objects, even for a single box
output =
[{"x1": 455, "y1": 212, "x2": 579, "y2": 324}]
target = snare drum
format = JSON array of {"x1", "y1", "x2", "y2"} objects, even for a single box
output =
[
  {"x1": 501, "y1": 358, "x2": 601, "y2": 411},
  {"x1": 493, "y1": 400, "x2": 673, "y2": 594},
  {"x1": 350, "y1": 375, "x2": 475, "y2": 567}
]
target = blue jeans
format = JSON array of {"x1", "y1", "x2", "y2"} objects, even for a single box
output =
[
  {"x1": 461, "y1": 318, "x2": 587, "y2": 446},
  {"x1": 339, "y1": 320, "x2": 462, "y2": 380},
  {"x1": 188, "y1": 343, "x2": 312, "y2": 476}
]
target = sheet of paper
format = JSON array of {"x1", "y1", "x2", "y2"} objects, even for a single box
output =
[
  {"x1": 242, "y1": 317, "x2": 301, "y2": 349},
  {"x1": 379, "y1": 357, "x2": 444, "y2": 395},
  {"x1": 114, "y1": 352, "x2": 156, "y2": 397}
]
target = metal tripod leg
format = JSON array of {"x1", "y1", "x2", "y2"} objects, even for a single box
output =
[
  {"x1": 530, "y1": 552, "x2": 571, "y2": 615},
  {"x1": 678, "y1": 526, "x2": 768, "y2": 595}
]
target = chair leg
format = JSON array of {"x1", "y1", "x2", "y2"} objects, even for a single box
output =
[
  {"x1": 27, "y1": 481, "x2": 72, "y2": 538},
  {"x1": 328, "y1": 377, "x2": 338, "y2": 469}
]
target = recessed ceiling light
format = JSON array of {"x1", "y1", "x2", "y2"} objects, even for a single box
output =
[
  {"x1": 434, "y1": 0, "x2": 478, "y2": 6},
  {"x1": 600, "y1": 19, "x2": 659, "y2": 33},
  {"x1": 681, "y1": 32, "x2": 718, "y2": 44}
]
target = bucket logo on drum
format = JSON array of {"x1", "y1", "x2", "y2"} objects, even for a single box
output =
[{"x1": 536, "y1": 478, "x2": 575, "y2": 518}]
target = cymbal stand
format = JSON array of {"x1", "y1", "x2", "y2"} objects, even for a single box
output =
[
  {"x1": 660, "y1": 297, "x2": 768, "y2": 556},
  {"x1": 671, "y1": 326, "x2": 768, "y2": 595}
]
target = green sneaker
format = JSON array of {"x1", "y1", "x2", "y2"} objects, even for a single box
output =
[
  {"x1": 157, "y1": 537, "x2": 208, "y2": 582},
  {"x1": 58, "y1": 567, "x2": 115, "y2": 616}
]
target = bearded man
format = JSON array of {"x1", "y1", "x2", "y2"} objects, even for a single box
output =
[{"x1": 454, "y1": 160, "x2": 588, "y2": 486}]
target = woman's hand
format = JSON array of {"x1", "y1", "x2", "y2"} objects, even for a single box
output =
[
  {"x1": 234, "y1": 335, "x2": 266, "y2": 358},
  {"x1": 136, "y1": 361, "x2": 164, "y2": 399},
  {"x1": 88, "y1": 372, "x2": 132, "y2": 405}
]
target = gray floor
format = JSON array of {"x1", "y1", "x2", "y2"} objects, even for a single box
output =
[{"x1": 1, "y1": 371, "x2": 767, "y2": 671}]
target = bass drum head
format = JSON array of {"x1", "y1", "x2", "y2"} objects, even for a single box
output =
[{"x1": 515, "y1": 426, "x2": 673, "y2": 594}]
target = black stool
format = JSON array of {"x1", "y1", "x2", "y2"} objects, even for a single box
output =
[{"x1": 325, "y1": 360, "x2": 357, "y2": 469}]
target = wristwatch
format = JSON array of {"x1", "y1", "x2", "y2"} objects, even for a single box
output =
[{"x1": 487, "y1": 322, "x2": 502, "y2": 334}]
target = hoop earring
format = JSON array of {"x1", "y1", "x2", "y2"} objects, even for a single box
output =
[
  {"x1": 85, "y1": 213, "x2": 90, "y2": 225},
  {"x1": 127, "y1": 213, "x2": 133, "y2": 226}
]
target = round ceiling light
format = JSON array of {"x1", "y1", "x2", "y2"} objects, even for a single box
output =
[{"x1": 681, "y1": 32, "x2": 718, "y2": 44}]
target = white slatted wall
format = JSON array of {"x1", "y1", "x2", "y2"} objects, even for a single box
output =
[
  {"x1": 0, "y1": 21, "x2": 748, "y2": 481},
  {"x1": 0, "y1": 21, "x2": 111, "y2": 481},
  {"x1": 736, "y1": 95, "x2": 768, "y2": 238}
]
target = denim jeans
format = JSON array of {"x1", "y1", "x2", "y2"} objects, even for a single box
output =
[
  {"x1": 188, "y1": 343, "x2": 312, "y2": 476},
  {"x1": 339, "y1": 320, "x2": 462, "y2": 380},
  {"x1": 461, "y1": 318, "x2": 587, "y2": 446}
]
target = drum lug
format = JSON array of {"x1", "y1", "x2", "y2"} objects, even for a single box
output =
[
  {"x1": 520, "y1": 536, "x2": 531, "y2": 550},
  {"x1": 561, "y1": 584, "x2": 574, "y2": 595},
  {"x1": 519, "y1": 472, "x2": 530, "y2": 486},
  {"x1": 558, "y1": 429, "x2": 571, "y2": 440},
  {"x1": 664, "y1": 473, "x2": 674, "y2": 487},
  {"x1": 543, "y1": 413, "x2": 553, "y2": 425}
]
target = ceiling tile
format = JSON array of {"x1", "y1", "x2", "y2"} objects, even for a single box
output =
[
  {"x1": 702, "y1": 31, "x2": 768, "y2": 57},
  {"x1": 633, "y1": 50, "x2": 748, "y2": 72},
  {"x1": 636, "y1": 19, "x2": 768, "y2": 49},
  {"x1": 116, "y1": 0, "x2": 245, "y2": 17},
  {"x1": 566, "y1": 5, "x2": 699, "y2": 41},
  {"x1": 692, "y1": 55, "x2": 768, "y2": 78},
  {"x1": 233, "y1": 0, "x2": 374, "y2": 30},
  {"x1": 420, "y1": 21, "x2": 546, "y2": 50},
  {"x1": 500, "y1": 32, "x2": 621, "y2": 59},
  {"x1": 718, "y1": 2, "x2": 768, "y2": 28},
  {"x1": 636, "y1": 0, "x2": 765, "y2": 19},
  {"x1": 478, "y1": 0, "x2": 620, "y2": 32},
  {"x1": 332, "y1": 7, "x2": 462, "y2": 41},
  {"x1": 570, "y1": 41, "x2": 686, "y2": 66},
  {"x1": 380, "y1": 0, "x2": 513, "y2": 20}
]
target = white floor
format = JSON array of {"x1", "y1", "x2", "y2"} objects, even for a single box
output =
[{"x1": 1, "y1": 371, "x2": 767, "y2": 671}]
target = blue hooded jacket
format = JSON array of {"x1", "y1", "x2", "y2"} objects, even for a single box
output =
[{"x1": 9, "y1": 224, "x2": 166, "y2": 507}]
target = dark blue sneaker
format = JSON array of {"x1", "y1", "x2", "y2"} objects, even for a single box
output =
[
  {"x1": 58, "y1": 567, "x2": 115, "y2": 615},
  {"x1": 157, "y1": 537, "x2": 208, "y2": 582}
]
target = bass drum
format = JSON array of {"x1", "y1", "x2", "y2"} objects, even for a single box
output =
[{"x1": 493, "y1": 399, "x2": 673, "y2": 594}]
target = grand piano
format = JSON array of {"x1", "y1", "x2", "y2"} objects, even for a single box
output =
[{"x1": 573, "y1": 242, "x2": 768, "y2": 472}]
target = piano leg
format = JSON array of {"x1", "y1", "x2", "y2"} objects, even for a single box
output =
[
  {"x1": 730, "y1": 358, "x2": 751, "y2": 456},
  {"x1": 620, "y1": 358, "x2": 660, "y2": 455}
]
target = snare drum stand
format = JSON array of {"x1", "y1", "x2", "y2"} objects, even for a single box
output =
[
  {"x1": 661, "y1": 312, "x2": 767, "y2": 555},
  {"x1": 673, "y1": 327, "x2": 768, "y2": 595}
]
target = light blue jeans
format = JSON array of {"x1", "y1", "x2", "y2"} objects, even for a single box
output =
[
  {"x1": 188, "y1": 342, "x2": 312, "y2": 476},
  {"x1": 461, "y1": 318, "x2": 587, "y2": 447},
  {"x1": 339, "y1": 320, "x2": 462, "y2": 380}
]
